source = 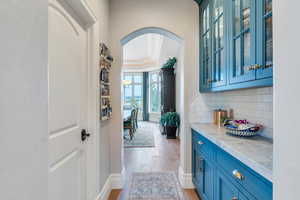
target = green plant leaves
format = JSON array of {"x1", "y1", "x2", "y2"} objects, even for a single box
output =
[
  {"x1": 160, "y1": 112, "x2": 180, "y2": 127},
  {"x1": 161, "y1": 57, "x2": 177, "y2": 69}
]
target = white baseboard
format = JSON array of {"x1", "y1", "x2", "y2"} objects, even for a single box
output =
[
  {"x1": 95, "y1": 168, "x2": 125, "y2": 200},
  {"x1": 178, "y1": 166, "x2": 195, "y2": 189},
  {"x1": 95, "y1": 176, "x2": 112, "y2": 200},
  {"x1": 111, "y1": 167, "x2": 125, "y2": 189}
]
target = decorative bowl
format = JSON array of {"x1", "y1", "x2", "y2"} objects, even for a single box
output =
[
  {"x1": 225, "y1": 126, "x2": 260, "y2": 137},
  {"x1": 223, "y1": 119, "x2": 262, "y2": 137}
]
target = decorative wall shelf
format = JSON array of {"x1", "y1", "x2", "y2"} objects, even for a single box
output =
[{"x1": 100, "y1": 43, "x2": 113, "y2": 121}]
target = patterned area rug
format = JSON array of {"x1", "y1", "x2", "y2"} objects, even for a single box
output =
[
  {"x1": 127, "y1": 172, "x2": 184, "y2": 200},
  {"x1": 124, "y1": 123, "x2": 155, "y2": 148}
]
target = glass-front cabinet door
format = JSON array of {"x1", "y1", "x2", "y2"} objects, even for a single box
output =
[
  {"x1": 229, "y1": 0, "x2": 256, "y2": 84},
  {"x1": 257, "y1": 0, "x2": 273, "y2": 79},
  {"x1": 212, "y1": 0, "x2": 227, "y2": 87},
  {"x1": 200, "y1": 0, "x2": 212, "y2": 91},
  {"x1": 197, "y1": 0, "x2": 273, "y2": 92}
]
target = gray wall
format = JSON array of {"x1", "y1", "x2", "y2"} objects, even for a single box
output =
[
  {"x1": 109, "y1": 0, "x2": 199, "y2": 175},
  {"x1": 0, "y1": 0, "x2": 48, "y2": 199},
  {"x1": 98, "y1": 0, "x2": 112, "y2": 191},
  {"x1": 273, "y1": 0, "x2": 300, "y2": 199}
]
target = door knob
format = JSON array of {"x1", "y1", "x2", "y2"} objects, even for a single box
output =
[
  {"x1": 232, "y1": 169, "x2": 244, "y2": 180},
  {"x1": 81, "y1": 129, "x2": 91, "y2": 142}
]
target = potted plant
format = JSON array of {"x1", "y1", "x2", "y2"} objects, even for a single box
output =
[
  {"x1": 161, "y1": 57, "x2": 177, "y2": 69},
  {"x1": 160, "y1": 112, "x2": 180, "y2": 139}
]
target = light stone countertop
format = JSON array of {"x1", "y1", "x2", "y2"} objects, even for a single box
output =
[{"x1": 191, "y1": 123, "x2": 273, "y2": 182}]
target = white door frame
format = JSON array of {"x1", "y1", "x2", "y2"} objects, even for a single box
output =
[{"x1": 86, "y1": 22, "x2": 101, "y2": 199}]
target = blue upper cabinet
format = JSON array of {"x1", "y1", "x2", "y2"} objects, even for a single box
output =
[
  {"x1": 211, "y1": 0, "x2": 227, "y2": 88},
  {"x1": 200, "y1": 0, "x2": 228, "y2": 92},
  {"x1": 256, "y1": 0, "x2": 273, "y2": 80},
  {"x1": 198, "y1": 0, "x2": 273, "y2": 93},
  {"x1": 200, "y1": 0, "x2": 213, "y2": 91},
  {"x1": 229, "y1": 0, "x2": 256, "y2": 84}
]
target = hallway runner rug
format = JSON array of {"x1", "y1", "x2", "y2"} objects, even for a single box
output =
[
  {"x1": 126, "y1": 172, "x2": 185, "y2": 200},
  {"x1": 124, "y1": 122, "x2": 155, "y2": 148}
]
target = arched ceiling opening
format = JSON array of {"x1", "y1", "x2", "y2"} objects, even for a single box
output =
[{"x1": 122, "y1": 28, "x2": 183, "y2": 72}]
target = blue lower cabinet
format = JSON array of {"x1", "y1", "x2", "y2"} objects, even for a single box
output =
[
  {"x1": 192, "y1": 148, "x2": 203, "y2": 189},
  {"x1": 192, "y1": 147, "x2": 214, "y2": 200},
  {"x1": 216, "y1": 170, "x2": 255, "y2": 200},
  {"x1": 216, "y1": 149, "x2": 272, "y2": 200},
  {"x1": 239, "y1": 191, "x2": 254, "y2": 200},
  {"x1": 216, "y1": 170, "x2": 238, "y2": 200},
  {"x1": 192, "y1": 129, "x2": 272, "y2": 200},
  {"x1": 201, "y1": 158, "x2": 214, "y2": 200}
]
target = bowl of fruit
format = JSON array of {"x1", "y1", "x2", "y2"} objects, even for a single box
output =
[{"x1": 223, "y1": 119, "x2": 263, "y2": 137}]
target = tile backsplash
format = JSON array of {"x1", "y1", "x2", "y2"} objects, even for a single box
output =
[{"x1": 190, "y1": 87, "x2": 273, "y2": 139}]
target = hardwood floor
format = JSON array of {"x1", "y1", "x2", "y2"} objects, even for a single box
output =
[{"x1": 108, "y1": 122, "x2": 200, "y2": 200}]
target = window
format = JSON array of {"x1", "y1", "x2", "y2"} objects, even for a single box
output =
[
  {"x1": 123, "y1": 73, "x2": 143, "y2": 112},
  {"x1": 149, "y1": 71, "x2": 161, "y2": 113}
]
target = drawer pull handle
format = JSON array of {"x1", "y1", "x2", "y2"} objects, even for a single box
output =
[
  {"x1": 199, "y1": 157, "x2": 204, "y2": 172},
  {"x1": 232, "y1": 197, "x2": 238, "y2": 200},
  {"x1": 198, "y1": 141, "x2": 204, "y2": 145},
  {"x1": 232, "y1": 169, "x2": 244, "y2": 180}
]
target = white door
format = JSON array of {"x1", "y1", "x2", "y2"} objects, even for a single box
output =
[{"x1": 48, "y1": 1, "x2": 89, "y2": 199}]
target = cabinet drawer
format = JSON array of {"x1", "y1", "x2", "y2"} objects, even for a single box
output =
[
  {"x1": 192, "y1": 130, "x2": 215, "y2": 160},
  {"x1": 216, "y1": 149, "x2": 272, "y2": 200}
]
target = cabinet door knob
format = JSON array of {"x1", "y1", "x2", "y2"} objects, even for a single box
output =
[
  {"x1": 232, "y1": 169, "x2": 244, "y2": 180},
  {"x1": 232, "y1": 197, "x2": 238, "y2": 200},
  {"x1": 246, "y1": 65, "x2": 255, "y2": 71},
  {"x1": 254, "y1": 64, "x2": 262, "y2": 70},
  {"x1": 264, "y1": 64, "x2": 273, "y2": 69},
  {"x1": 247, "y1": 64, "x2": 262, "y2": 71},
  {"x1": 198, "y1": 141, "x2": 204, "y2": 145}
]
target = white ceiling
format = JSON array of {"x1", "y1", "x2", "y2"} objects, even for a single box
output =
[{"x1": 123, "y1": 33, "x2": 181, "y2": 72}]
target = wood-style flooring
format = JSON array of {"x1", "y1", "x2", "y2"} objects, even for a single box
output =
[{"x1": 108, "y1": 122, "x2": 200, "y2": 200}]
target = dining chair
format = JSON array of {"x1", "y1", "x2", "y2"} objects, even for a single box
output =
[
  {"x1": 124, "y1": 109, "x2": 136, "y2": 140},
  {"x1": 134, "y1": 108, "x2": 139, "y2": 130}
]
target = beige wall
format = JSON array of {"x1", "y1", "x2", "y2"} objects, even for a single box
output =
[
  {"x1": 109, "y1": 0, "x2": 199, "y2": 174},
  {"x1": 273, "y1": 0, "x2": 300, "y2": 199},
  {"x1": 0, "y1": 0, "x2": 48, "y2": 199},
  {"x1": 97, "y1": 0, "x2": 112, "y2": 192}
]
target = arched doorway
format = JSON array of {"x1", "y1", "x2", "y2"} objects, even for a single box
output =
[
  {"x1": 121, "y1": 27, "x2": 183, "y2": 45},
  {"x1": 119, "y1": 27, "x2": 188, "y2": 197}
]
